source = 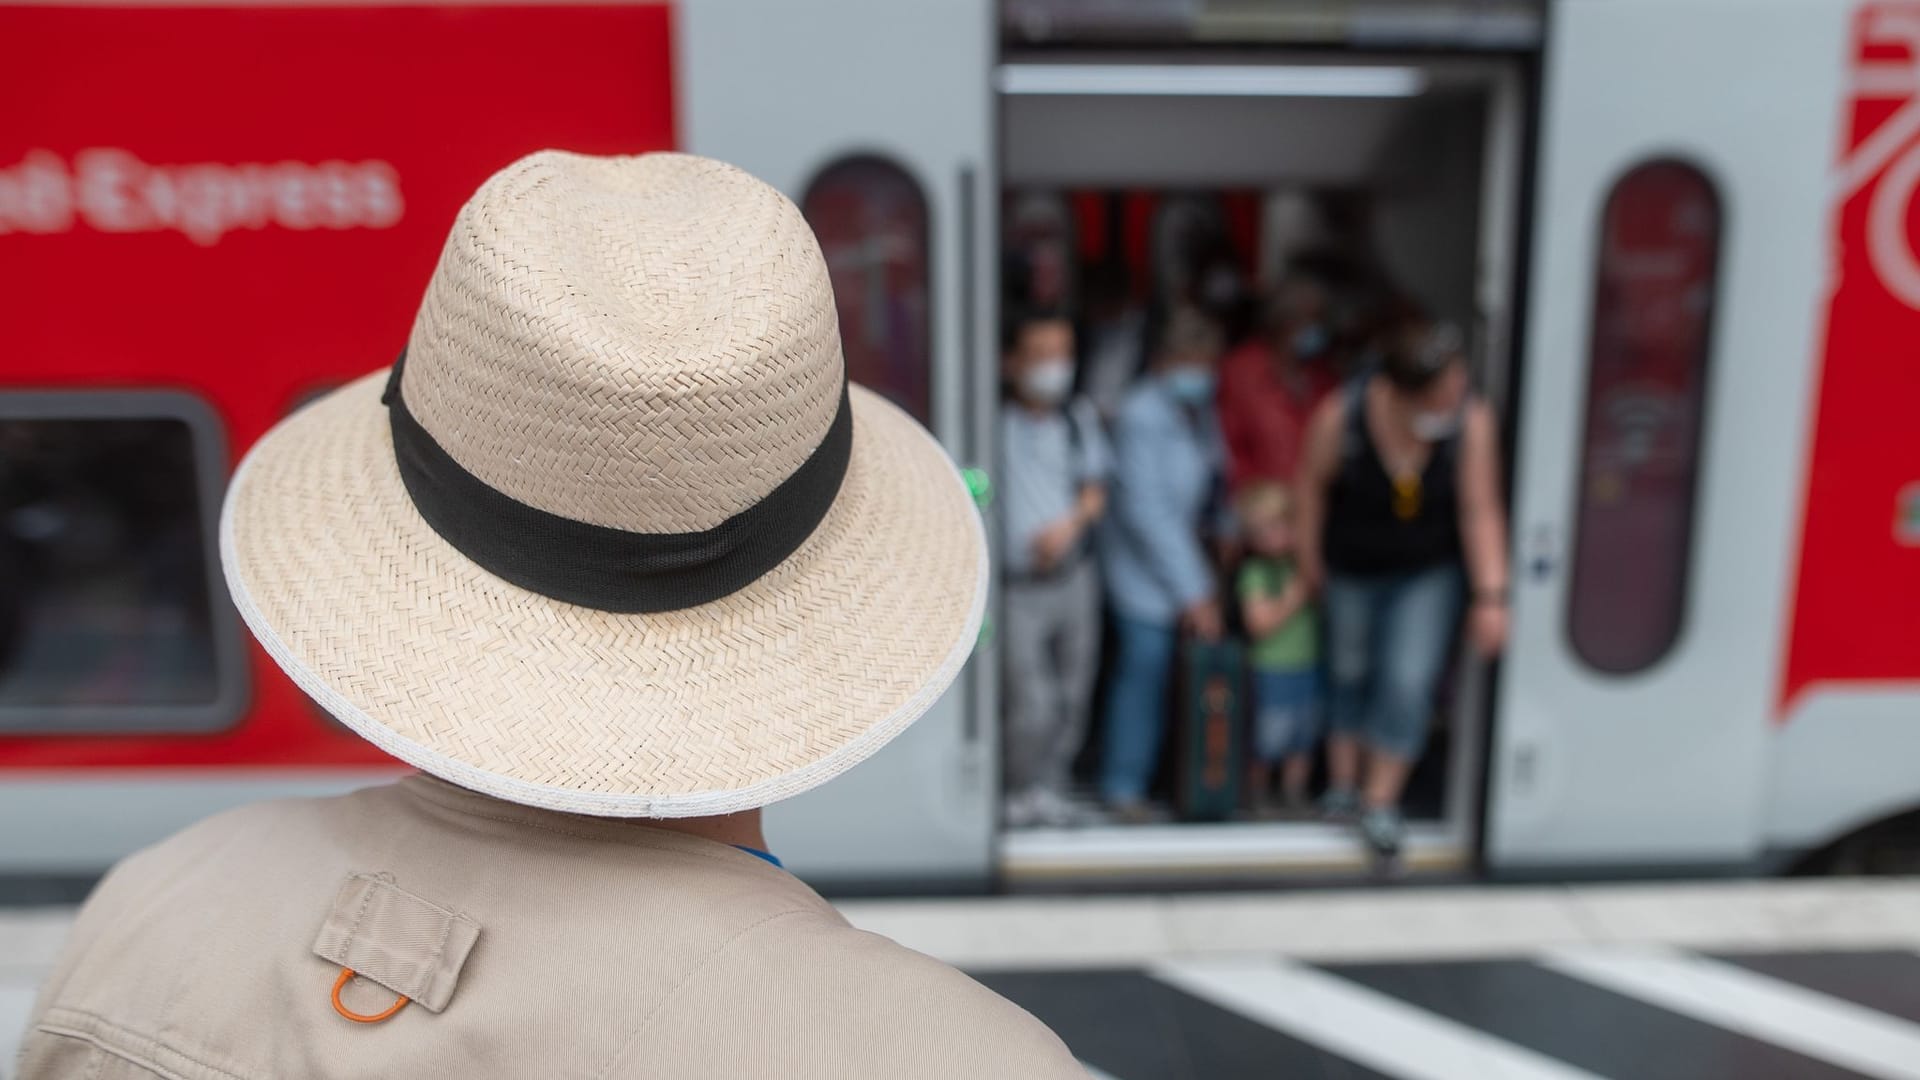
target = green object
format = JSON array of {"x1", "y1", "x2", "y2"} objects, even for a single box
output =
[
  {"x1": 963, "y1": 468, "x2": 994, "y2": 649},
  {"x1": 1237, "y1": 556, "x2": 1319, "y2": 671},
  {"x1": 962, "y1": 466, "x2": 993, "y2": 510}
]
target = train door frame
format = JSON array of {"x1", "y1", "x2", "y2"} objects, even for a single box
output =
[
  {"x1": 679, "y1": 0, "x2": 1003, "y2": 892},
  {"x1": 990, "y1": 52, "x2": 1535, "y2": 887}
]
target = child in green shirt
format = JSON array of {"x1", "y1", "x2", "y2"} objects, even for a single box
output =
[{"x1": 1236, "y1": 483, "x2": 1322, "y2": 817}]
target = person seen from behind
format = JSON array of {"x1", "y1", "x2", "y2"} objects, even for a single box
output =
[
  {"x1": 1234, "y1": 482, "x2": 1322, "y2": 819},
  {"x1": 999, "y1": 308, "x2": 1109, "y2": 828},
  {"x1": 17, "y1": 152, "x2": 1085, "y2": 1080},
  {"x1": 1097, "y1": 307, "x2": 1228, "y2": 824},
  {"x1": 1295, "y1": 320, "x2": 1510, "y2": 866}
]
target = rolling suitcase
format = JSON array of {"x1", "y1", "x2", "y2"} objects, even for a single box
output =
[{"x1": 1175, "y1": 636, "x2": 1245, "y2": 822}]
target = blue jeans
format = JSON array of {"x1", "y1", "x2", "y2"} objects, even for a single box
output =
[
  {"x1": 1324, "y1": 566, "x2": 1462, "y2": 761},
  {"x1": 1251, "y1": 668, "x2": 1323, "y2": 764},
  {"x1": 1099, "y1": 614, "x2": 1179, "y2": 804}
]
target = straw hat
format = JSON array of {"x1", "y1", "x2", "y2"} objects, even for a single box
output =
[{"x1": 220, "y1": 151, "x2": 986, "y2": 817}]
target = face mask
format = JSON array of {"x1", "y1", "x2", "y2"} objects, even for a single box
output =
[
  {"x1": 1164, "y1": 366, "x2": 1217, "y2": 404},
  {"x1": 1411, "y1": 410, "x2": 1461, "y2": 441},
  {"x1": 1019, "y1": 357, "x2": 1074, "y2": 405},
  {"x1": 1291, "y1": 324, "x2": 1329, "y2": 360}
]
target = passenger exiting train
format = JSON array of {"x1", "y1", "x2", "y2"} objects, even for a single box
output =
[
  {"x1": 1217, "y1": 274, "x2": 1340, "y2": 493},
  {"x1": 1234, "y1": 482, "x2": 1323, "y2": 819},
  {"x1": 998, "y1": 309, "x2": 1110, "y2": 828},
  {"x1": 1296, "y1": 321, "x2": 1511, "y2": 865},
  {"x1": 1097, "y1": 308, "x2": 1230, "y2": 824}
]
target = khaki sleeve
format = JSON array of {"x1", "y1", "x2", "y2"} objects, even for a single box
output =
[
  {"x1": 16, "y1": 799, "x2": 277, "y2": 1071},
  {"x1": 606, "y1": 918, "x2": 1087, "y2": 1079},
  {"x1": 14, "y1": 840, "x2": 163, "y2": 1074}
]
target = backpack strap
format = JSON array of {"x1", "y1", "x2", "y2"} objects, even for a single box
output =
[
  {"x1": 1062, "y1": 396, "x2": 1102, "y2": 475},
  {"x1": 1061, "y1": 400, "x2": 1084, "y2": 459}
]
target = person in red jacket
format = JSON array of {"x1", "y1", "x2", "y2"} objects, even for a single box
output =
[{"x1": 1217, "y1": 274, "x2": 1339, "y2": 493}]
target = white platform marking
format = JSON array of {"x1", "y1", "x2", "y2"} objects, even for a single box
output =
[
  {"x1": 1149, "y1": 957, "x2": 1604, "y2": 1080},
  {"x1": 838, "y1": 879, "x2": 1920, "y2": 970},
  {"x1": 1542, "y1": 945, "x2": 1920, "y2": 1080}
]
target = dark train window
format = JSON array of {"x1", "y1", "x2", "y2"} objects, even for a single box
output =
[
  {"x1": 1566, "y1": 161, "x2": 1721, "y2": 675},
  {"x1": 0, "y1": 393, "x2": 244, "y2": 732},
  {"x1": 801, "y1": 155, "x2": 933, "y2": 424}
]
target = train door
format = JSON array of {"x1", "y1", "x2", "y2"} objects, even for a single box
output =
[
  {"x1": 994, "y1": 54, "x2": 1529, "y2": 885},
  {"x1": 677, "y1": 0, "x2": 1000, "y2": 888},
  {"x1": 1488, "y1": 0, "x2": 1858, "y2": 871}
]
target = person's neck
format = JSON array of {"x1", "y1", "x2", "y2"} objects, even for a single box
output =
[
  {"x1": 645, "y1": 808, "x2": 768, "y2": 851},
  {"x1": 1015, "y1": 394, "x2": 1055, "y2": 415}
]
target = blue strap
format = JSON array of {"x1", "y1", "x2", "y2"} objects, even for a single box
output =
[{"x1": 732, "y1": 845, "x2": 784, "y2": 869}]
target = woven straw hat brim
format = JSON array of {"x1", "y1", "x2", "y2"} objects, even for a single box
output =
[{"x1": 220, "y1": 369, "x2": 986, "y2": 817}]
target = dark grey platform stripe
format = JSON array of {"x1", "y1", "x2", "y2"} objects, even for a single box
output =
[
  {"x1": 1321, "y1": 958, "x2": 1870, "y2": 1080},
  {"x1": 974, "y1": 969, "x2": 1391, "y2": 1080},
  {"x1": 1717, "y1": 950, "x2": 1920, "y2": 1025}
]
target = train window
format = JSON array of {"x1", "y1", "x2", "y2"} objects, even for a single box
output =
[
  {"x1": 1566, "y1": 160, "x2": 1721, "y2": 675},
  {"x1": 801, "y1": 155, "x2": 933, "y2": 424},
  {"x1": 0, "y1": 392, "x2": 245, "y2": 732}
]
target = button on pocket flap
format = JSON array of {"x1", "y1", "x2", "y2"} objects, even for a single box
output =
[{"x1": 312, "y1": 873, "x2": 480, "y2": 1014}]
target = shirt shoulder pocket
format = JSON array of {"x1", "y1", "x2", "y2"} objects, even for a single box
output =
[{"x1": 312, "y1": 872, "x2": 481, "y2": 1014}]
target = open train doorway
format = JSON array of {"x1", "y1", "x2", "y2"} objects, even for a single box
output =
[{"x1": 993, "y1": 54, "x2": 1529, "y2": 886}]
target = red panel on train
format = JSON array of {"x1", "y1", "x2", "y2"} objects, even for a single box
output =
[
  {"x1": 0, "y1": 3, "x2": 675, "y2": 767},
  {"x1": 1782, "y1": 2, "x2": 1920, "y2": 713}
]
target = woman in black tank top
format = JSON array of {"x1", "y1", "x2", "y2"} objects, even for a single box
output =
[
  {"x1": 1322, "y1": 377, "x2": 1465, "y2": 576},
  {"x1": 1294, "y1": 321, "x2": 1511, "y2": 868}
]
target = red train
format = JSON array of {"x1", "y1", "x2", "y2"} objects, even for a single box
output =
[{"x1": 4, "y1": 0, "x2": 1918, "y2": 889}]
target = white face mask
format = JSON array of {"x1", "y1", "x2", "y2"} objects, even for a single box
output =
[
  {"x1": 1411, "y1": 410, "x2": 1461, "y2": 441},
  {"x1": 1019, "y1": 357, "x2": 1075, "y2": 405},
  {"x1": 1165, "y1": 365, "x2": 1217, "y2": 404}
]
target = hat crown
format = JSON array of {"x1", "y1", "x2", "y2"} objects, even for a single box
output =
[{"x1": 399, "y1": 151, "x2": 844, "y2": 533}]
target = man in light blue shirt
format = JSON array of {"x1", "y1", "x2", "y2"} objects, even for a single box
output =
[
  {"x1": 998, "y1": 309, "x2": 1110, "y2": 828},
  {"x1": 1096, "y1": 308, "x2": 1228, "y2": 820}
]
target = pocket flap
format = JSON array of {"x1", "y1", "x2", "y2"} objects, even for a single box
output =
[{"x1": 312, "y1": 872, "x2": 480, "y2": 1013}]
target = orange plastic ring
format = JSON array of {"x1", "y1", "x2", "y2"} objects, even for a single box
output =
[{"x1": 331, "y1": 967, "x2": 409, "y2": 1024}]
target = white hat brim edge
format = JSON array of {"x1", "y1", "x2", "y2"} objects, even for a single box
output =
[{"x1": 217, "y1": 408, "x2": 991, "y2": 819}]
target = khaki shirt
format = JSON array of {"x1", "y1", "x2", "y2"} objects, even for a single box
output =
[{"x1": 18, "y1": 777, "x2": 1083, "y2": 1079}]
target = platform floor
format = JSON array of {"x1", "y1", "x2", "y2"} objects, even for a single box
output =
[{"x1": 9, "y1": 879, "x2": 1920, "y2": 1078}]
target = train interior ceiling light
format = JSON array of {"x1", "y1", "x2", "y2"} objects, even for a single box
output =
[{"x1": 995, "y1": 64, "x2": 1429, "y2": 98}]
